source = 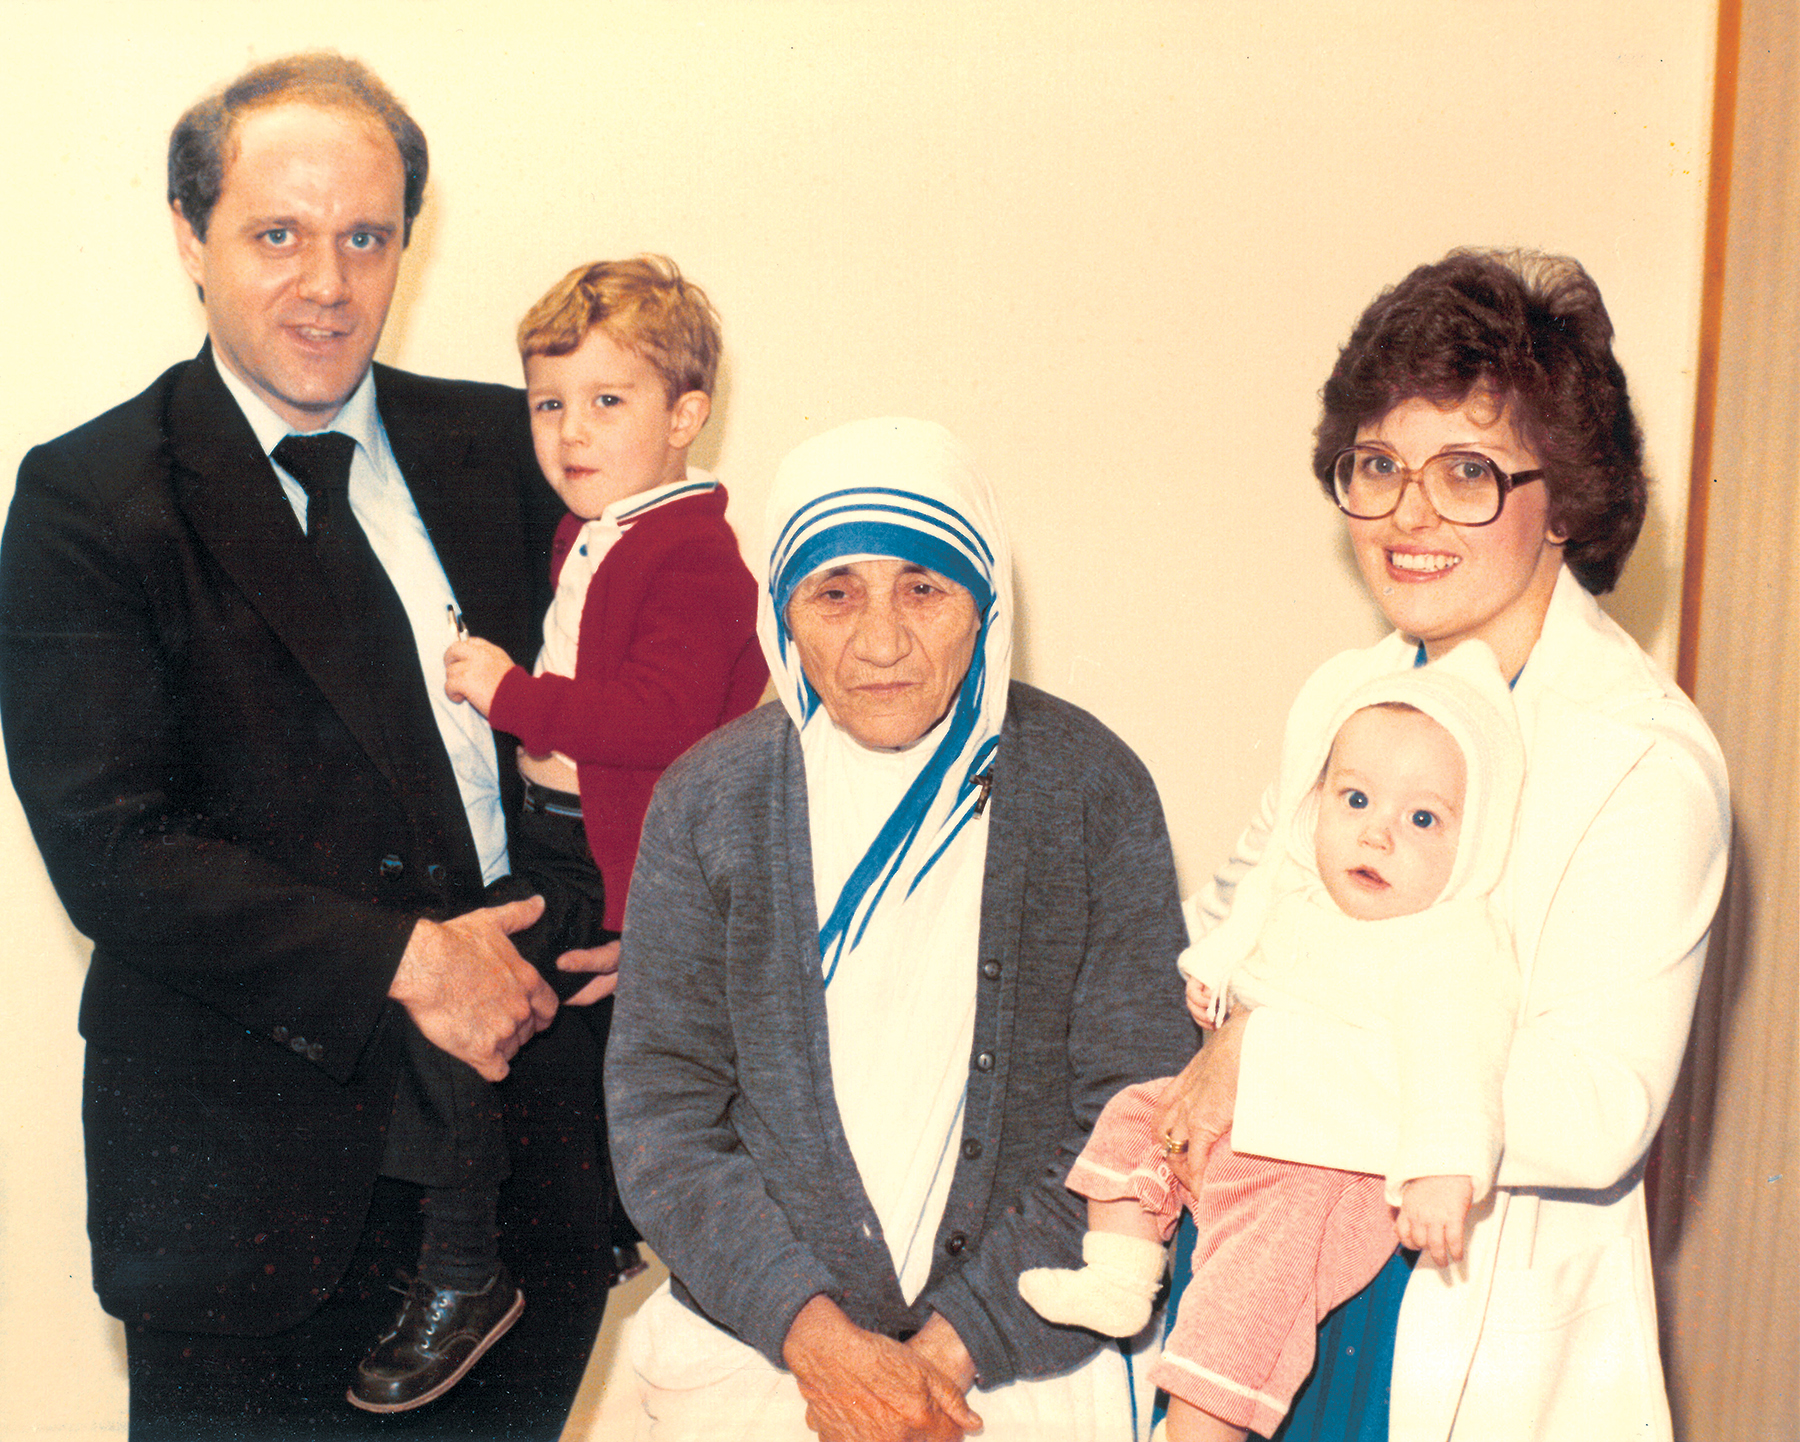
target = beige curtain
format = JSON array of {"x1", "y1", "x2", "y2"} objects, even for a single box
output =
[{"x1": 1651, "y1": 2, "x2": 1800, "y2": 1438}]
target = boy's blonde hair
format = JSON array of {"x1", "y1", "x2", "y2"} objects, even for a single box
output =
[{"x1": 518, "y1": 255, "x2": 721, "y2": 404}]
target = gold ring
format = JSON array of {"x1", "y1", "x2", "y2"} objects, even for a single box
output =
[{"x1": 1160, "y1": 1131, "x2": 1189, "y2": 1158}]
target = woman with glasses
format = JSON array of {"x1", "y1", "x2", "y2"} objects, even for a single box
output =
[{"x1": 1153, "y1": 250, "x2": 1729, "y2": 1442}]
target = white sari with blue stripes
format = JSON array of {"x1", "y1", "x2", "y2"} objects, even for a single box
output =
[
  {"x1": 760, "y1": 418, "x2": 1013, "y2": 1304},
  {"x1": 624, "y1": 419, "x2": 1138, "y2": 1441}
]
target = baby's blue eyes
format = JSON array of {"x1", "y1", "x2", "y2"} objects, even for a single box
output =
[{"x1": 1340, "y1": 791, "x2": 1440, "y2": 829}]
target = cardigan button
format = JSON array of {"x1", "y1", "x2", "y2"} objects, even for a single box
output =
[
  {"x1": 961, "y1": 1138, "x2": 982, "y2": 1160},
  {"x1": 426, "y1": 863, "x2": 447, "y2": 886},
  {"x1": 974, "y1": 1051, "x2": 994, "y2": 1073},
  {"x1": 981, "y1": 959, "x2": 1001, "y2": 980},
  {"x1": 378, "y1": 855, "x2": 404, "y2": 881},
  {"x1": 946, "y1": 1232, "x2": 967, "y2": 1255}
]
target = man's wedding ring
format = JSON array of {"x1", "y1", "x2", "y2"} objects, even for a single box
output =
[{"x1": 1160, "y1": 1131, "x2": 1189, "y2": 1158}]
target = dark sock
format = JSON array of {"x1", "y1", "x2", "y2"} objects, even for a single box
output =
[{"x1": 417, "y1": 1186, "x2": 501, "y2": 1292}]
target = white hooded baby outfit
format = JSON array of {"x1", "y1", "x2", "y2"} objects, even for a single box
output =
[{"x1": 1033, "y1": 640, "x2": 1524, "y2": 1437}]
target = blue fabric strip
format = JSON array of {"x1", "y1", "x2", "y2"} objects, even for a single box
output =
[
  {"x1": 772, "y1": 482, "x2": 1002, "y2": 988},
  {"x1": 769, "y1": 485, "x2": 995, "y2": 574},
  {"x1": 1124, "y1": 1337, "x2": 1139, "y2": 1439},
  {"x1": 909, "y1": 734, "x2": 999, "y2": 886},
  {"x1": 816, "y1": 641, "x2": 988, "y2": 981},
  {"x1": 1270, "y1": 1249, "x2": 1406, "y2": 1441},
  {"x1": 776, "y1": 519, "x2": 992, "y2": 615},
  {"x1": 1415, "y1": 639, "x2": 1524, "y2": 690}
]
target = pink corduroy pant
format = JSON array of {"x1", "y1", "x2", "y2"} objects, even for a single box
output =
[{"x1": 1067, "y1": 1080, "x2": 1398, "y2": 1437}]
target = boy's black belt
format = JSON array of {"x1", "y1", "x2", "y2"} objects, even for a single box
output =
[{"x1": 521, "y1": 777, "x2": 583, "y2": 819}]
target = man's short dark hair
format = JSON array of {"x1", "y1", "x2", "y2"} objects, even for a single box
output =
[{"x1": 168, "y1": 52, "x2": 428, "y2": 244}]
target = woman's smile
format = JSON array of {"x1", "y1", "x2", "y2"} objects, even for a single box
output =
[
  {"x1": 1348, "y1": 396, "x2": 1563, "y2": 677},
  {"x1": 1385, "y1": 547, "x2": 1459, "y2": 576}
]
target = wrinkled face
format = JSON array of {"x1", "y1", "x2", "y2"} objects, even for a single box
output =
[
  {"x1": 1346, "y1": 395, "x2": 1564, "y2": 678},
  {"x1": 1314, "y1": 706, "x2": 1465, "y2": 921},
  {"x1": 174, "y1": 102, "x2": 405, "y2": 431},
  {"x1": 785, "y1": 557, "x2": 981, "y2": 751},
  {"x1": 525, "y1": 329, "x2": 706, "y2": 519}
]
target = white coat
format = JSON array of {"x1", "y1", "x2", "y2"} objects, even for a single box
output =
[{"x1": 1204, "y1": 568, "x2": 1730, "y2": 1441}]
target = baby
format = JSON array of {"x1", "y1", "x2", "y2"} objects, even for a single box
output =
[{"x1": 1020, "y1": 639, "x2": 1524, "y2": 1442}]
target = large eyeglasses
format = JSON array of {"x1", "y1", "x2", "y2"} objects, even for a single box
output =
[{"x1": 1330, "y1": 446, "x2": 1544, "y2": 526}]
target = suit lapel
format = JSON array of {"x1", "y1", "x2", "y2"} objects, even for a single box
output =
[
  {"x1": 377, "y1": 366, "x2": 535, "y2": 661},
  {"x1": 165, "y1": 346, "x2": 406, "y2": 790}
]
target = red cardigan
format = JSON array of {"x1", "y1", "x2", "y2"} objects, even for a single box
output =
[{"x1": 488, "y1": 486, "x2": 767, "y2": 927}]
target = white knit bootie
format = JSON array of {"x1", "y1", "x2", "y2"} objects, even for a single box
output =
[{"x1": 1018, "y1": 1230, "x2": 1166, "y2": 1334}]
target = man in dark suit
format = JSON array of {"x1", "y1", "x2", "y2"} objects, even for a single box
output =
[{"x1": 0, "y1": 54, "x2": 617, "y2": 1440}]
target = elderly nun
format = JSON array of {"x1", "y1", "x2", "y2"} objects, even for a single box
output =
[{"x1": 606, "y1": 418, "x2": 1193, "y2": 1441}]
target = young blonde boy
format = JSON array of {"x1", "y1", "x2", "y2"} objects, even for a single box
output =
[
  {"x1": 446, "y1": 255, "x2": 767, "y2": 930},
  {"x1": 350, "y1": 257, "x2": 765, "y2": 1414}
]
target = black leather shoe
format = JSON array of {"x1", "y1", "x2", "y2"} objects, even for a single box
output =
[{"x1": 347, "y1": 1266, "x2": 524, "y2": 1413}]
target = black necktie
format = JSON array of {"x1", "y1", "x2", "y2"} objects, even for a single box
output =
[
  {"x1": 272, "y1": 431, "x2": 477, "y2": 894},
  {"x1": 273, "y1": 432, "x2": 418, "y2": 698},
  {"x1": 274, "y1": 430, "x2": 359, "y2": 538}
]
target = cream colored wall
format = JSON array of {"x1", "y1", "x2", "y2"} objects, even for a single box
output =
[{"x1": 0, "y1": 3, "x2": 1715, "y2": 1436}]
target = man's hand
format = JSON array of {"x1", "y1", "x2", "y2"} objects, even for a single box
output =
[
  {"x1": 783, "y1": 1296, "x2": 982, "y2": 1441},
  {"x1": 556, "y1": 938, "x2": 621, "y2": 1007},
  {"x1": 389, "y1": 897, "x2": 558, "y2": 1081},
  {"x1": 1397, "y1": 1174, "x2": 1475, "y2": 1268},
  {"x1": 1149, "y1": 1006, "x2": 1249, "y2": 1189},
  {"x1": 443, "y1": 636, "x2": 517, "y2": 718}
]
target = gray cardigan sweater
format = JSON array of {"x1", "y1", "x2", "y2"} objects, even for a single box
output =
[{"x1": 606, "y1": 682, "x2": 1194, "y2": 1387}]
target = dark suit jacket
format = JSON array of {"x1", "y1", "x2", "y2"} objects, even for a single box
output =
[
  {"x1": 487, "y1": 491, "x2": 767, "y2": 930},
  {"x1": 0, "y1": 346, "x2": 602, "y2": 1336}
]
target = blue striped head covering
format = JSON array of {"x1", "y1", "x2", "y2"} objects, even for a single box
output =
[{"x1": 758, "y1": 418, "x2": 1014, "y2": 983}]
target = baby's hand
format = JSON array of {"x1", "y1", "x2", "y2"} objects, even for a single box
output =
[
  {"x1": 444, "y1": 637, "x2": 516, "y2": 718},
  {"x1": 1184, "y1": 976, "x2": 1222, "y2": 1030},
  {"x1": 1397, "y1": 1174, "x2": 1475, "y2": 1268}
]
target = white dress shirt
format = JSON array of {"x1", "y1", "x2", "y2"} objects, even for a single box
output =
[{"x1": 217, "y1": 362, "x2": 510, "y2": 884}]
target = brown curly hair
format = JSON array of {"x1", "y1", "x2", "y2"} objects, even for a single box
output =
[
  {"x1": 517, "y1": 255, "x2": 722, "y2": 405},
  {"x1": 169, "y1": 52, "x2": 428, "y2": 245},
  {"x1": 1313, "y1": 249, "x2": 1646, "y2": 594}
]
